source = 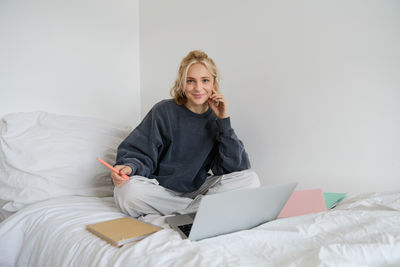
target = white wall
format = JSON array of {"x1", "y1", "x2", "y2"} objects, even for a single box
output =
[
  {"x1": 0, "y1": 0, "x2": 141, "y2": 126},
  {"x1": 140, "y1": 0, "x2": 400, "y2": 193},
  {"x1": 1, "y1": 0, "x2": 399, "y2": 193}
]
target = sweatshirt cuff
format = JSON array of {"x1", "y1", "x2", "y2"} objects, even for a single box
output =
[
  {"x1": 216, "y1": 117, "x2": 232, "y2": 134},
  {"x1": 124, "y1": 163, "x2": 137, "y2": 177}
]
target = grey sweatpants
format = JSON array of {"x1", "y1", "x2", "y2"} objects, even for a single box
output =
[{"x1": 114, "y1": 170, "x2": 260, "y2": 217}]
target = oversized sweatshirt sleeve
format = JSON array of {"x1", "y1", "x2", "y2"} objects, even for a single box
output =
[
  {"x1": 210, "y1": 117, "x2": 251, "y2": 175},
  {"x1": 115, "y1": 108, "x2": 163, "y2": 177}
]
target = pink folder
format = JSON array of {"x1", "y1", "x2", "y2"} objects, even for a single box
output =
[{"x1": 278, "y1": 189, "x2": 327, "y2": 218}]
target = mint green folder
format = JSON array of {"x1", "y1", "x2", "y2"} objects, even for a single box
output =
[{"x1": 324, "y1": 192, "x2": 346, "y2": 209}]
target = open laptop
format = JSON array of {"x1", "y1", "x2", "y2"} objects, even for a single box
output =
[{"x1": 166, "y1": 182, "x2": 297, "y2": 241}]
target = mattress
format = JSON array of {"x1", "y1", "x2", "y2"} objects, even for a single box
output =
[{"x1": 0, "y1": 191, "x2": 399, "y2": 267}]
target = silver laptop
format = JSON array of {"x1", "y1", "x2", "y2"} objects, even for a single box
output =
[{"x1": 166, "y1": 182, "x2": 297, "y2": 241}]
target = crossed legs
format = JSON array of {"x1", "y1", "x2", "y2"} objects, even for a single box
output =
[{"x1": 114, "y1": 170, "x2": 260, "y2": 218}]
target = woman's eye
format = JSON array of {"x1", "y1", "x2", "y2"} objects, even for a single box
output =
[
  {"x1": 203, "y1": 79, "x2": 209, "y2": 83},
  {"x1": 187, "y1": 79, "x2": 193, "y2": 83}
]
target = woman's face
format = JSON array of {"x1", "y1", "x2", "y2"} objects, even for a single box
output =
[{"x1": 184, "y1": 63, "x2": 214, "y2": 112}]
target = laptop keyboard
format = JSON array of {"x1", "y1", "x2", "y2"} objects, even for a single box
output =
[{"x1": 178, "y1": 223, "x2": 193, "y2": 237}]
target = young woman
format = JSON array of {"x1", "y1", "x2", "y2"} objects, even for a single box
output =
[{"x1": 112, "y1": 50, "x2": 260, "y2": 217}]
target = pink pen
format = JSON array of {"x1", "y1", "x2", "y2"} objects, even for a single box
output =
[{"x1": 97, "y1": 158, "x2": 130, "y2": 180}]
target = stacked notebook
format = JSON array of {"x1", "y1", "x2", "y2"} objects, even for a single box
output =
[
  {"x1": 278, "y1": 189, "x2": 346, "y2": 218},
  {"x1": 87, "y1": 217, "x2": 162, "y2": 247}
]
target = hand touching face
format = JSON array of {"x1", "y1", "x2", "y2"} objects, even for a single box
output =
[
  {"x1": 184, "y1": 63, "x2": 228, "y2": 118},
  {"x1": 208, "y1": 89, "x2": 228, "y2": 119}
]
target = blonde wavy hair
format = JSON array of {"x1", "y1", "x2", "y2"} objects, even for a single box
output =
[{"x1": 170, "y1": 50, "x2": 220, "y2": 105}]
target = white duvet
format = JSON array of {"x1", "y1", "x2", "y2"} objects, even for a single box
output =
[{"x1": 0, "y1": 192, "x2": 399, "y2": 267}]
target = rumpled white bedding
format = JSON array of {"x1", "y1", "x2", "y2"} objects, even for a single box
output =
[{"x1": 0, "y1": 192, "x2": 399, "y2": 267}]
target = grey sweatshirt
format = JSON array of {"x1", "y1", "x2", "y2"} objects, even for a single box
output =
[{"x1": 116, "y1": 99, "x2": 250, "y2": 193}]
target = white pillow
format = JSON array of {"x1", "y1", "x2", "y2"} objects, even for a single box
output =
[{"x1": 0, "y1": 111, "x2": 131, "y2": 212}]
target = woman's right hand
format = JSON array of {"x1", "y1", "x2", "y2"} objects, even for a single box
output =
[{"x1": 111, "y1": 165, "x2": 133, "y2": 187}]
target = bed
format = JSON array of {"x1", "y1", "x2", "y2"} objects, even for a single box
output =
[{"x1": 1, "y1": 111, "x2": 399, "y2": 267}]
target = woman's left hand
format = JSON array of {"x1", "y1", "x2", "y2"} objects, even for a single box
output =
[{"x1": 208, "y1": 89, "x2": 228, "y2": 119}]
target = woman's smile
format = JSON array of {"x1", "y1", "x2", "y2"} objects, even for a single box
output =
[{"x1": 184, "y1": 63, "x2": 214, "y2": 114}]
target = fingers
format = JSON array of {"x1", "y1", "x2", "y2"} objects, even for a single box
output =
[
  {"x1": 209, "y1": 95, "x2": 224, "y2": 106},
  {"x1": 209, "y1": 89, "x2": 224, "y2": 102},
  {"x1": 111, "y1": 165, "x2": 132, "y2": 187},
  {"x1": 208, "y1": 89, "x2": 228, "y2": 119},
  {"x1": 210, "y1": 89, "x2": 228, "y2": 106},
  {"x1": 115, "y1": 165, "x2": 132, "y2": 176},
  {"x1": 111, "y1": 172, "x2": 126, "y2": 187}
]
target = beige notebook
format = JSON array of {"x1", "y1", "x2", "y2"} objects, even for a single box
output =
[{"x1": 86, "y1": 217, "x2": 162, "y2": 247}]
